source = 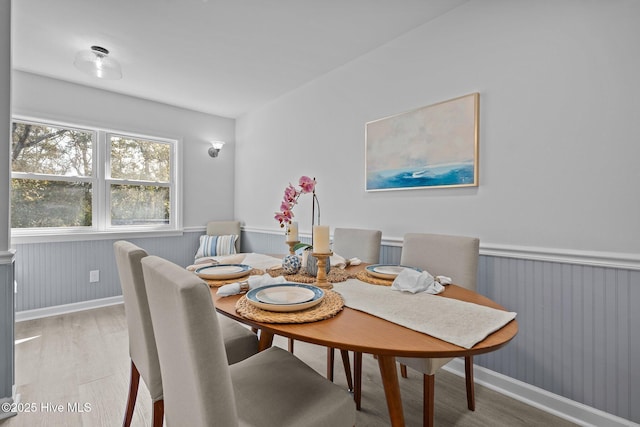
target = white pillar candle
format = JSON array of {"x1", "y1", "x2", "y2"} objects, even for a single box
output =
[
  {"x1": 286, "y1": 221, "x2": 299, "y2": 242},
  {"x1": 313, "y1": 225, "x2": 330, "y2": 253}
]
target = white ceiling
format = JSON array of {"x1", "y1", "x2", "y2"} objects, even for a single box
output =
[{"x1": 11, "y1": 0, "x2": 467, "y2": 118}]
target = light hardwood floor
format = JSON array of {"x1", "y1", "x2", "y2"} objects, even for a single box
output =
[{"x1": 2, "y1": 305, "x2": 576, "y2": 426}]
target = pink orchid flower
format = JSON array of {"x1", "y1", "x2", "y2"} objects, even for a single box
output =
[
  {"x1": 280, "y1": 201, "x2": 292, "y2": 212},
  {"x1": 274, "y1": 210, "x2": 293, "y2": 225},
  {"x1": 275, "y1": 176, "x2": 317, "y2": 226},
  {"x1": 299, "y1": 176, "x2": 316, "y2": 193},
  {"x1": 283, "y1": 185, "x2": 298, "y2": 203}
]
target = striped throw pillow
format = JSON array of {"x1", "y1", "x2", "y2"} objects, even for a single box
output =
[{"x1": 195, "y1": 234, "x2": 238, "y2": 258}]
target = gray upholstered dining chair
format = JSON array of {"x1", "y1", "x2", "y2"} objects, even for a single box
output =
[
  {"x1": 396, "y1": 232, "x2": 480, "y2": 427},
  {"x1": 114, "y1": 240, "x2": 258, "y2": 427},
  {"x1": 206, "y1": 220, "x2": 242, "y2": 253},
  {"x1": 141, "y1": 254, "x2": 356, "y2": 427},
  {"x1": 332, "y1": 227, "x2": 382, "y2": 264},
  {"x1": 326, "y1": 228, "x2": 382, "y2": 402}
]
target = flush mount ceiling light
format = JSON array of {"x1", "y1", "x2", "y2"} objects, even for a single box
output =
[{"x1": 74, "y1": 45, "x2": 122, "y2": 80}]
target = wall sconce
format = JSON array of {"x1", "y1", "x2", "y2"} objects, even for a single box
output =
[{"x1": 208, "y1": 141, "x2": 225, "y2": 158}]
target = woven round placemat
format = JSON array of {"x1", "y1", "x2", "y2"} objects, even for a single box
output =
[
  {"x1": 204, "y1": 269, "x2": 265, "y2": 288},
  {"x1": 356, "y1": 270, "x2": 394, "y2": 286},
  {"x1": 267, "y1": 267, "x2": 353, "y2": 283},
  {"x1": 235, "y1": 290, "x2": 344, "y2": 323}
]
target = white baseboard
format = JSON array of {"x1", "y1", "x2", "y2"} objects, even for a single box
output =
[
  {"x1": 0, "y1": 386, "x2": 17, "y2": 420},
  {"x1": 15, "y1": 296, "x2": 123, "y2": 322},
  {"x1": 444, "y1": 359, "x2": 638, "y2": 427}
]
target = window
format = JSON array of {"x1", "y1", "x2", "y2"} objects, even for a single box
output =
[
  {"x1": 11, "y1": 118, "x2": 179, "y2": 236},
  {"x1": 108, "y1": 134, "x2": 172, "y2": 226}
]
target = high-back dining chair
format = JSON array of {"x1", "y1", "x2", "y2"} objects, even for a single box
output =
[
  {"x1": 206, "y1": 220, "x2": 242, "y2": 253},
  {"x1": 332, "y1": 227, "x2": 382, "y2": 264},
  {"x1": 326, "y1": 228, "x2": 382, "y2": 402},
  {"x1": 114, "y1": 241, "x2": 164, "y2": 427},
  {"x1": 397, "y1": 232, "x2": 480, "y2": 427},
  {"x1": 141, "y1": 254, "x2": 356, "y2": 427},
  {"x1": 114, "y1": 241, "x2": 259, "y2": 427}
]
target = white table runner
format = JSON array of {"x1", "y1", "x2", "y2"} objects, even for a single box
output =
[{"x1": 333, "y1": 279, "x2": 517, "y2": 349}]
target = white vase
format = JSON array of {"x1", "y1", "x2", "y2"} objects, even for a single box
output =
[{"x1": 302, "y1": 248, "x2": 330, "y2": 277}]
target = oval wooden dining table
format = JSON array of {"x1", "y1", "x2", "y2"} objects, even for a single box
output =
[{"x1": 212, "y1": 278, "x2": 518, "y2": 427}]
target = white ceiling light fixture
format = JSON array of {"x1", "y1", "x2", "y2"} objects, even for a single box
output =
[
  {"x1": 74, "y1": 45, "x2": 122, "y2": 80},
  {"x1": 208, "y1": 141, "x2": 225, "y2": 158}
]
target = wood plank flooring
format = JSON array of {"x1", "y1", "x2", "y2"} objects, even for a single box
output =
[{"x1": 1, "y1": 305, "x2": 576, "y2": 426}]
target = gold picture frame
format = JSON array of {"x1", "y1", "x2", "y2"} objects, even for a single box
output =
[{"x1": 365, "y1": 93, "x2": 479, "y2": 191}]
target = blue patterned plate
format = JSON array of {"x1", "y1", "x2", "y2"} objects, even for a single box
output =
[
  {"x1": 365, "y1": 264, "x2": 422, "y2": 280},
  {"x1": 247, "y1": 284, "x2": 324, "y2": 312},
  {"x1": 195, "y1": 264, "x2": 251, "y2": 280}
]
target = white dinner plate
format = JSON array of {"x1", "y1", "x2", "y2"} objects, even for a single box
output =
[
  {"x1": 195, "y1": 264, "x2": 251, "y2": 280},
  {"x1": 246, "y1": 284, "x2": 324, "y2": 312},
  {"x1": 365, "y1": 264, "x2": 422, "y2": 280},
  {"x1": 256, "y1": 286, "x2": 316, "y2": 305}
]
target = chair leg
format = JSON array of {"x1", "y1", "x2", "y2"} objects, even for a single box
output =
[
  {"x1": 340, "y1": 349, "x2": 354, "y2": 392},
  {"x1": 326, "y1": 347, "x2": 335, "y2": 381},
  {"x1": 400, "y1": 363, "x2": 408, "y2": 378},
  {"x1": 353, "y1": 351, "x2": 362, "y2": 410},
  {"x1": 152, "y1": 399, "x2": 164, "y2": 427},
  {"x1": 123, "y1": 360, "x2": 140, "y2": 427},
  {"x1": 423, "y1": 374, "x2": 435, "y2": 427},
  {"x1": 288, "y1": 337, "x2": 294, "y2": 353},
  {"x1": 465, "y1": 355, "x2": 475, "y2": 411}
]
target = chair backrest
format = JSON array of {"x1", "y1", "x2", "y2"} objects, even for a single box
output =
[
  {"x1": 113, "y1": 241, "x2": 163, "y2": 401},
  {"x1": 332, "y1": 227, "x2": 382, "y2": 264},
  {"x1": 400, "y1": 233, "x2": 480, "y2": 291},
  {"x1": 206, "y1": 220, "x2": 242, "y2": 252},
  {"x1": 141, "y1": 255, "x2": 239, "y2": 427}
]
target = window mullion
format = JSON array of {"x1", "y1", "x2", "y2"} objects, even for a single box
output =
[
  {"x1": 95, "y1": 130, "x2": 106, "y2": 231},
  {"x1": 107, "y1": 178, "x2": 171, "y2": 187},
  {"x1": 11, "y1": 172, "x2": 94, "y2": 183}
]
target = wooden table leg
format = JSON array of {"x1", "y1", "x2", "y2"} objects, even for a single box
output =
[
  {"x1": 354, "y1": 351, "x2": 362, "y2": 410},
  {"x1": 326, "y1": 347, "x2": 335, "y2": 381},
  {"x1": 258, "y1": 330, "x2": 274, "y2": 351},
  {"x1": 340, "y1": 349, "x2": 353, "y2": 392},
  {"x1": 377, "y1": 355, "x2": 405, "y2": 427}
]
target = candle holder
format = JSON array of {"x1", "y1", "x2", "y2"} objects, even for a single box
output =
[
  {"x1": 286, "y1": 240, "x2": 300, "y2": 255},
  {"x1": 312, "y1": 251, "x2": 333, "y2": 290}
]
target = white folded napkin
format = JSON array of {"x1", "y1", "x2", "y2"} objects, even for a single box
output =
[
  {"x1": 329, "y1": 253, "x2": 362, "y2": 269},
  {"x1": 391, "y1": 268, "x2": 452, "y2": 295},
  {"x1": 188, "y1": 253, "x2": 247, "y2": 271},
  {"x1": 217, "y1": 273, "x2": 286, "y2": 297},
  {"x1": 186, "y1": 259, "x2": 218, "y2": 271},
  {"x1": 193, "y1": 253, "x2": 247, "y2": 267},
  {"x1": 330, "y1": 253, "x2": 347, "y2": 269}
]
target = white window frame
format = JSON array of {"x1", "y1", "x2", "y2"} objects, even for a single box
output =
[{"x1": 11, "y1": 116, "x2": 183, "y2": 243}]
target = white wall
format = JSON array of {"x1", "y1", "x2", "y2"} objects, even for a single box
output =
[
  {"x1": 11, "y1": 71, "x2": 236, "y2": 229},
  {"x1": 235, "y1": 0, "x2": 640, "y2": 257}
]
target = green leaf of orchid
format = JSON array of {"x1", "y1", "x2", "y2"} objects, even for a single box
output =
[{"x1": 293, "y1": 242, "x2": 312, "y2": 252}]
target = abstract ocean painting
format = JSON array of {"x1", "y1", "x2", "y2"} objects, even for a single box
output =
[{"x1": 366, "y1": 93, "x2": 479, "y2": 191}]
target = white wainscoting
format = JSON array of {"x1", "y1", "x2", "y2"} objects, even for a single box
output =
[{"x1": 242, "y1": 228, "x2": 640, "y2": 425}]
